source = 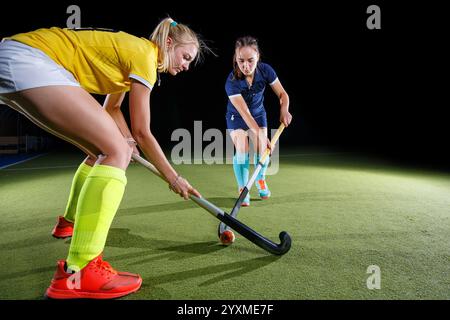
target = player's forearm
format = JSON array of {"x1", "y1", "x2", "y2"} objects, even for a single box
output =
[
  {"x1": 243, "y1": 115, "x2": 261, "y2": 132},
  {"x1": 235, "y1": 107, "x2": 260, "y2": 131},
  {"x1": 106, "y1": 108, "x2": 134, "y2": 139},
  {"x1": 230, "y1": 96, "x2": 260, "y2": 131},
  {"x1": 133, "y1": 129, "x2": 178, "y2": 183},
  {"x1": 279, "y1": 92, "x2": 290, "y2": 112}
]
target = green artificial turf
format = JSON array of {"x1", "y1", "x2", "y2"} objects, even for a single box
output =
[{"x1": 1, "y1": 149, "x2": 449, "y2": 299}]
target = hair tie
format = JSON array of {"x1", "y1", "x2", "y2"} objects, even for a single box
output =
[{"x1": 170, "y1": 21, "x2": 178, "y2": 27}]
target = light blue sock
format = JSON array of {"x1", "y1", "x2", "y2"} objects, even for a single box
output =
[
  {"x1": 254, "y1": 153, "x2": 269, "y2": 181},
  {"x1": 242, "y1": 153, "x2": 250, "y2": 203},
  {"x1": 233, "y1": 152, "x2": 246, "y2": 188},
  {"x1": 242, "y1": 153, "x2": 249, "y2": 186},
  {"x1": 254, "y1": 153, "x2": 270, "y2": 198}
]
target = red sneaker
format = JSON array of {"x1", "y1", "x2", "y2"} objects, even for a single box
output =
[
  {"x1": 45, "y1": 255, "x2": 142, "y2": 299},
  {"x1": 52, "y1": 216, "x2": 74, "y2": 239}
]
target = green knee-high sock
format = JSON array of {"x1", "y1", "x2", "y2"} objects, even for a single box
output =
[
  {"x1": 67, "y1": 164, "x2": 127, "y2": 271},
  {"x1": 64, "y1": 162, "x2": 92, "y2": 222}
]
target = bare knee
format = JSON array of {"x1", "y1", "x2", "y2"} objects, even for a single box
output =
[
  {"x1": 84, "y1": 155, "x2": 96, "y2": 167},
  {"x1": 96, "y1": 141, "x2": 132, "y2": 169},
  {"x1": 231, "y1": 129, "x2": 249, "y2": 153},
  {"x1": 234, "y1": 142, "x2": 248, "y2": 154}
]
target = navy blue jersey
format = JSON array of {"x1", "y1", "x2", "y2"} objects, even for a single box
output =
[{"x1": 225, "y1": 62, "x2": 278, "y2": 115}]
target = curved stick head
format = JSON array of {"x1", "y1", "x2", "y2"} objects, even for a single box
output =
[{"x1": 276, "y1": 231, "x2": 292, "y2": 255}]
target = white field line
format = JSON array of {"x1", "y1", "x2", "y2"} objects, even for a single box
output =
[
  {"x1": 0, "y1": 152, "x2": 349, "y2": 171},
  {"x1": 0, "y1": 153, "x2": 49, "y2": 170}
]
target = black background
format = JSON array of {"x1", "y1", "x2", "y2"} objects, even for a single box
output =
[
  {"x1": 0, "y1": 0, "x2": 447, "y2": 168},
  {"x1": 0, "y1": 0, "x2": 449, "y2": 311}
]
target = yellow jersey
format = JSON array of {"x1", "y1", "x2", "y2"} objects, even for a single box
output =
[{"x1": 8, "y1": 27, "x2": 158, "y2": 94}]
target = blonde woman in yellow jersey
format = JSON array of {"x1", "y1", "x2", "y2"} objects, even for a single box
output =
[{"x1": 0, "y1": 18, "x2": 205, "y2": 299}]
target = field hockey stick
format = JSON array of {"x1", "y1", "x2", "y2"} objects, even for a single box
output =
[
  {"x1": 131, "y1": 153, "x2": 291, "y2": 255},
  {"x1": 219, "y1": 123, "x2": 285, "y2": 235}
]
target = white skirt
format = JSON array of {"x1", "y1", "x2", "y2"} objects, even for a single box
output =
[{"x1": 0, "y1": 39, "x2": 80, "y2": 94}]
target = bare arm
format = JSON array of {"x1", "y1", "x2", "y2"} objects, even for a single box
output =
[
  {"x1": 270, "y1": 79, "x2": 292, "y2": 127},
  {"x1": 229, "y1": 95, "x2": 261, "y2": 132},
  {"x1": 229, "y1": 95, "x2": 271, "y2": 150},
  {"x1": 128, "y1": 80, "x2": 200, "y2": 199}
]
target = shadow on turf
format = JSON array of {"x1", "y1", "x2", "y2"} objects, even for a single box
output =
[
  {"x1": 118, "y1": 191, "x2": 413, "y2": 218},
  {"x1": 41, "y1": 255, "x2": 278, "y2": 299},
  {"x1": 0, "y1": 234, "x2": 55, "y2": 250},
  {"x1": 141, "y1": 255, "x2": 281, "y2": 290},
  {"x1": 37, "y1": 256, "x2": 280, "y2": 299},
  {"x1": 117, "y1": 197, "x2": 254, "y2": 216},
  {"x1": 102, "y1": 228, "x2": 271, "y2": 265},
  {"x1": 0, "y1": 217, "x2": 57, "y2": 234},
  {"x1": 105, "y1": 228, "x2": 227, "y2": 256},
  {"x1": 0, "y1": 265, "x2": 55, "y2": 282}
]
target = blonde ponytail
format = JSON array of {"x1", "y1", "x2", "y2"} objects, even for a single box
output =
[{"x1": 150, "y1": 17, "x2": 210, "y2": 73}]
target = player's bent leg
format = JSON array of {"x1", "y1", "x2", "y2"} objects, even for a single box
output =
[
  {"x1": 248, "y1": 127, "x2": 271, "y2": 199},
  {"x1": 230, "y1": 129, "x2": 250, "y2": 206},
  {"x1": 2, "y1": 87, "x2": 140, "y2": 299},
  {"x1": 52, "y1": 156, "x2": 95, "y2": 239}
]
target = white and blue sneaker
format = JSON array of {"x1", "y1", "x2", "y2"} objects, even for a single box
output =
[{"x1": 256, "y1": 179, "x2": 271, "y2": 199}]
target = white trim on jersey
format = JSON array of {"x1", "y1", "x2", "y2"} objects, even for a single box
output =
[
  {"x1": 129, "y1": 74, "x2": 153, "y2": 90},
  {"x1": 269, "y1": 77, "x2": 279, "y2": 86}
]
